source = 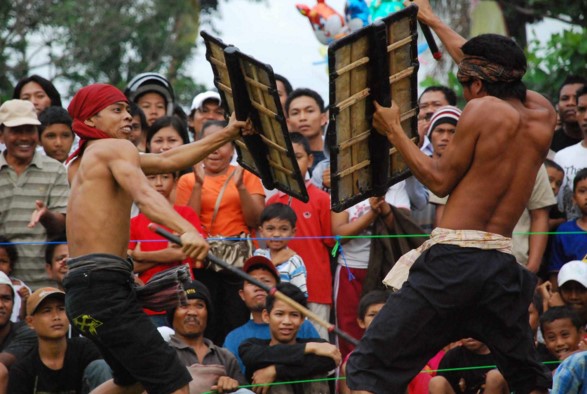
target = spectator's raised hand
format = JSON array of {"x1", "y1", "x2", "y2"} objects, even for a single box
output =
[
  {"x1": 211, "y1": 376, "x2": 240, "y2": 393},
  {"x1": 28, "y1": 200, "x2": 48, "y2": 228}
]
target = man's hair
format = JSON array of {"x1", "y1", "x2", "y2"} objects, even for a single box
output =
[
  {"x1": 558, "y1": 75, "x2": 587, "y2": 100},
  {"x1": 38, "y1": 107, "x2": 72, "y2": 136},
  {"x1": 540, "y1": 306, "x2": 582, "y2": 333},
  {"x1": 460, "y1": 34, "x2": 527, "y2": 102},
  {"x1": 576, "y1": 85, "x2": 587, "y2": 104},
  {"x1": 199, "y1": 120, "x2": 228, "y2": 140},
  {"x1": 285, "y1": 88, "x2": 325, "y2": 115},
  {"x1": 419, "y1": 86, "x2": 457, "y2": 106},
  {"x1": 544, "y1": 159, "x2": 564, "y2": 174},
  {"x1": 357, "y1": 290, "x2": 389, "y2": 321},
  {"x1": 146, "y1": 116, "x2": 190, "y2": 152},
  {"x1": 129, "y1": 102, "x2": 148, "y2": 131},
  {"x1": 0, "y1": 236, "x2": 18, "y2": 270},
  {"x1": 275, "y1": 74, "x2": 293, "y2": 96},
  {"x1": 573, "y1": 168, "x2": 587, "y2": 191},
  {"x1": 260, "y1": 203, "x2": 297, "y2": 228},
  {"x1": 12, "y1": 75, "x2": 63, "y2": 108},
  {"x1": 289, "y1": 132, "x2": 311, "y2": 155},
  {"x1": 45, "y1": 234, "x2": 67, "y2": 265},
  {"x1": 266, "y1": 283, "x2": 307, "y2": 313}
]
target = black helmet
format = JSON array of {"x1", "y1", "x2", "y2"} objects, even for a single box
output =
[{"x1": 124, "y1": 72, "x2": 175, "y2": 116}]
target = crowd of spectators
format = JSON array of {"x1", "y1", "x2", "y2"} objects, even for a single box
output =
[{"x1": 0, "y1": 63, "x2": 586, "y2": 393}]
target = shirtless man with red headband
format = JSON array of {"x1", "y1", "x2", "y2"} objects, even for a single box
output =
[
  {"x1": 346, "y1": 1, "x2": 556, "y2": 393},
  {"x1": 64, "y1": 84, "x2": 247, "y2": 394}
]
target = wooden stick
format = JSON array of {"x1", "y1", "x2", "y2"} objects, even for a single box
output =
[{"x1": 148, "y1": 224, "x2": 360, "y2": 346}]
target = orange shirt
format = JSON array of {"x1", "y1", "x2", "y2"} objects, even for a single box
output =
[{"x1": 176, "y1": 165, "x2": 265, "y2": 235}]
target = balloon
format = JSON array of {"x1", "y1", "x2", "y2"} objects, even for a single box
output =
[
  {"x1": 296, "y1": 0, "x2": 349, "y2": 45},
  {"x1": 345, "y1": 0, "x2": 370, "y2": 32},
  {"x1": 369, "y1": 0, "x2": 405, "y2": 21}
]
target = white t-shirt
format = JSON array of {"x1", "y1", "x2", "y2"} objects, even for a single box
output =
[{"x1": 337, "y1": 181, "x2": 410, "y2": 269}]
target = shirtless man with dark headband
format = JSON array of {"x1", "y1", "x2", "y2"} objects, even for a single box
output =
[
  {"x1": 64, "y1": 84, "x2": 248, "y2": 394},
  {"x1": 346, "y1": 1, "x2": 556, "y2": 393}
]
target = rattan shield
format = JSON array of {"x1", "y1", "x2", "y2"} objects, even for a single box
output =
[
  {"x1": 201, "y1": 31, "x2": 309, "y2": 202},
  {"x1": 327, "y1": 6, "x2": 419, "y2": 212}
]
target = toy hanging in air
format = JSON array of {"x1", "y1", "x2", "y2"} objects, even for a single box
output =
[
  {"x1": 369, "y1": 0, "x2": 405, "y2": 21},
  {"x1": 344, "y1": 0, "x2": 370, "y2": 32},
  {"x1": 296, "y1": 0, "x2": 349, "y2": 45}
]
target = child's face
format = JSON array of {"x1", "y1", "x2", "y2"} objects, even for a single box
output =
[
  {"x1": 259, "y1": 218, "x2": 295, "y2": 252},
  {"x1": 528, "y1": 302, "x2": 540, "y2": 336},
  {"x1": 0, "y1": 247, "x2": 11, "y2": 276},
  {"x1": 560, "y1": 281, "x2": 587, "y2": 317},
  {"x1": 146, "y1": 173, "x2": 176, "y2": 200},
  {"x1": 292, "y1": 142, "x2": 313, "y2": 178},
  {"x1": 547, "y1": 166, "x2": 564, "y2": 197},
  {"x1": 573, "y1": 178, "x2": 587, "y2": 215},
  {"x1": 357, "y1": 303, "x2": 385, "y2": 330},
  {"x1": 542, "y1": 318, "x2": 583, "y2": 360},
  {"x1": 40, "y1": 123, "x2": 74, "y2": 163}
]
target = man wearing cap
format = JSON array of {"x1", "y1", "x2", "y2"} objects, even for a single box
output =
[
  {"x1": 7, "y1": 287, "x2": 107, "y2": 393},
  {"x1": 557, "y1": 261, "x2": 587, "y2": 328},
  {"x1": 167, "y1": 280, "x2": 251, "y2": 394},
  {"x1": 0, "y1": 271, "x2": 37, "y2": 391},
  {"x1": 188, "y1": 91, "x2": 225, "y2": 140},
  {"x1": 64, "y1": 83, "x2": 248, "y2": 394},
  {"x1": 223, "y1": 256, "x2": 319, "y2": 374},
  {"x1": 0, "y1": 99, "x2": 68, "y2": 289}
]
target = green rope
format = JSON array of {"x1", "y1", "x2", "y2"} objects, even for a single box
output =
[{"x1": 200, "y1": 361, "x2": 562, "y2": 393}]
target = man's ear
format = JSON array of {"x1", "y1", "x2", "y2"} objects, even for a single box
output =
[
  {"x1": 262, "y1": 309, "x2": 270, "y2": 324},
  {"x1": 320, "y1": 111, "x2": 328, "y2": 128},
  {"x1": 84, "y1": 117, "x2": 96, "y2": 128},
  {"x1": 26, "y1": 315, "x2": 35, "y2": 331},
  {"x1": 357, "y1": 318, "x2": 366, "y2": 330},
  {"x1": 239, "y1": 289, "x2": 245, "y2": 302}
]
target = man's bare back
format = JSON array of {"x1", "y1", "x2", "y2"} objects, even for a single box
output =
[{"x1": 438, "y1": 92, "x2": 555, "y2": 236}]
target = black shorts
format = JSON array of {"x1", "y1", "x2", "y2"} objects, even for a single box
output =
[
  {"x1": 346, "y1": 244, "x2": 551, "y2": 394},
  {"x1": 64, "y1": 254, "x2": 191, "y2": 394}
]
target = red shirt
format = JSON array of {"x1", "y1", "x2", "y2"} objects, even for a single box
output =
[
  {"x1": 267, "y1": 183, "x2": 334, "y2": 304},
  {"x1": 129, "y1": 205, "x2": 205, "y2": 284}
]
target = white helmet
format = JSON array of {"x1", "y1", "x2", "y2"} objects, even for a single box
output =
[{"x1": 125, "y1": 72, "x2": 175, "y2": 116}]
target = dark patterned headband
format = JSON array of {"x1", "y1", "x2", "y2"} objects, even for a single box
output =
[{"x1": 457, "y1": 56, "x2": 526, "y2": 84}]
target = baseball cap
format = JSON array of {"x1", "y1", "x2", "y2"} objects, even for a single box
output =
[
  {"x1": 27, "y1": 287, "x2": 65, "y2": 316},
  {"x1": 0, "y1": 272, "x2": 14, "y2": 296},
  {"x1": 558, "y1": 260, "x2": 587, "y2": 288},
  {"x1": 427, "y1": 105, "x2": 461, "y2": 137},
  {"x1": 190, "y1": 91, "x2": 221, "y2": 112},
  {"x1": 0, "y1": 100, "x2": 41, "y2": 127},
  {"x1": 243, "y1": 255, "x2": 280, "y2": 283}
]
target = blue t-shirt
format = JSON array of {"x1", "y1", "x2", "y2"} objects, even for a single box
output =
[
  {"x1": 223, "y1": 319, "x2": 320, "y2": 373},
  {"x1": 549, "y1": 220, "x2": 587, "y2": 272}
]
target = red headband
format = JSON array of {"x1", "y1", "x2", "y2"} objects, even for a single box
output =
[{"x1": 66, "y1": 83, "x2": 128, "y2": 162}]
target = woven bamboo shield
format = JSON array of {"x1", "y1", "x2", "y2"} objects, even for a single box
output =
[
  {"x1": 327, "y1": 6, "x2": 419, "y2": 212},
  {"x1": 201, "y1": 32, "x2": 309, "y2": 202}
]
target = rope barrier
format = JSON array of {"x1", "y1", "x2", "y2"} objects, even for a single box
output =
[
  {"x1": 200, "y1": 360, "x2": 563, "y2": 393},
  {"x1": 0, "y1": 230, "x2": 585, "y2": 246}
]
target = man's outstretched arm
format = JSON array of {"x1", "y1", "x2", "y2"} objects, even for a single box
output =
[
  {"x1": 139, "y1": 114, "x2": 248, "y2": 175},
  {"x1": 373, "y1": 100, "x2": 484, "y2": 196}
]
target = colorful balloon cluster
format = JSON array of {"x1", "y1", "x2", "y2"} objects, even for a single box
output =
[{"x1": 296, "y1": 0, "x2": 407, "y2": 45}]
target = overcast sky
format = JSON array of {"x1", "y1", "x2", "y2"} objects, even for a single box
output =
[{"x1": 188, "y1": 0, "x2": 569, "y2": 103}]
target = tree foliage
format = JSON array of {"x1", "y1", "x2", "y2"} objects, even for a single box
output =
[
  {"x1": 0, "y1": 0, "x2": 225, "y2": 104},
  {"x1": 524, "y1": 28, "x2": 587, "y2": 102}
]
